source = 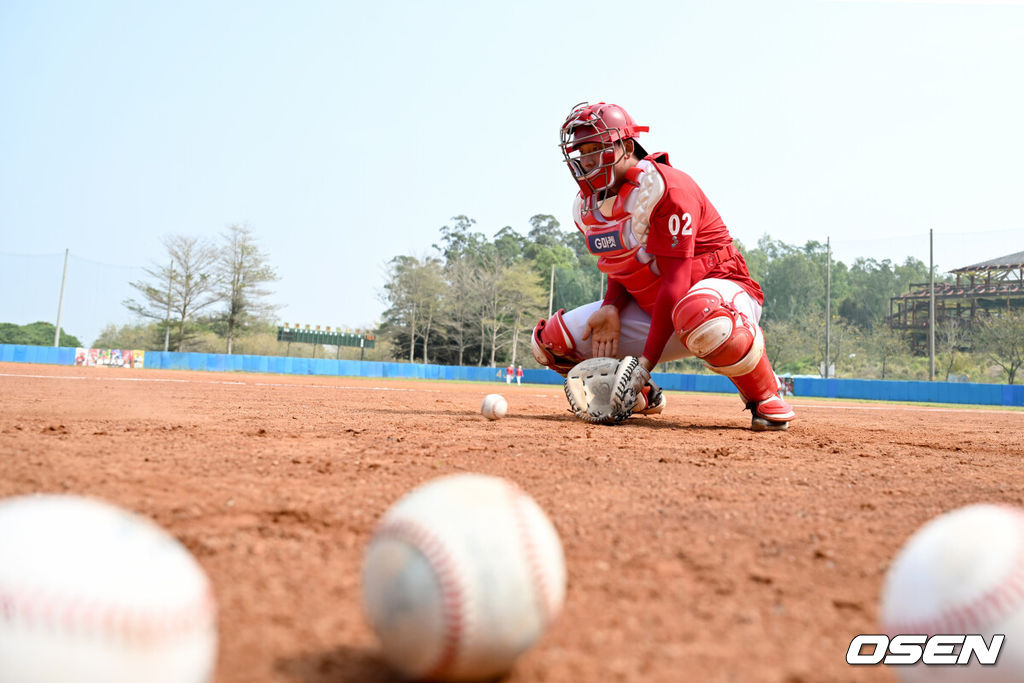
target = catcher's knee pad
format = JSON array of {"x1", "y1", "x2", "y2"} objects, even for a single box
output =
[
  {"x1": 671, "y1": 288, "x2": 763, "y2": 377},
  {"x1": 671, "y1": 288, "x2": 788, "y2": 413},
  {"x1": 531, "y1": 309, "x2": 585, "y2": 376}
]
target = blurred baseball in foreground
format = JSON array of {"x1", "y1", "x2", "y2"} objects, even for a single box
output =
[
  {"x1": 480, "y1": 393, "x2": 508, "y2": 420},
  {"x1": 0, "y1": 495, "x2": 217, "y2": 683},
  {"x1": 881, "y1": 503, "x2": 1024, "y2": 682},
  {"x1": 362, "y1": 473, "x2": 566, "y2": 681}
]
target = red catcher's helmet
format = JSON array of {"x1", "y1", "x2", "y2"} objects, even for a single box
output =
[{"x1": 559, "y1": 101, "x2": 649, "y2": 201}]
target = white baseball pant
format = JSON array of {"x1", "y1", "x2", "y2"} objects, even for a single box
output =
[{"x1": 559, "y1": 278, "x2": 763, "y2": 363}]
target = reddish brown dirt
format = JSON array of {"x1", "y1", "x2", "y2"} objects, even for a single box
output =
[{"x1": 1, "y1": 361, "x2": 1022, "y2": 683}]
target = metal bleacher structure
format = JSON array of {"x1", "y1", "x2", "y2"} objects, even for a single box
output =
[{"x1": 889, "y1": 250, "x2": 1024, "y2": 352}]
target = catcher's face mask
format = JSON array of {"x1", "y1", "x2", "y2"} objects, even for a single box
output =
[{"x1": 559, "y1": 101, "x2": 649, "y2": 202}]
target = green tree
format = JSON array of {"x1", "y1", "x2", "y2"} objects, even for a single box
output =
[
  {"x1": 974, "y1": 311, "x2": 1024, "y2": 384},
  {"x1": 839, "y1": 258, "x2": 891, "y2": 329},
  {"x1": 894, "y1": 257, "x2": 937, "y2": 294},
  {"x1": 523, "y1": 215, "x2": 573, "y2": 273},
  {"x1": 430, "y1": 215, "x2": 570, "y2": 366},
  {"x1": 433, "y1": 216, "x2": 488, "y2": 263},
  {"x1": 0, "y1": 321, "x2": 81, "y2": 347},
  {"x1": 493, "y1": 226, "x2": 528, "y2": 267},
  {"x1": 551, "y1": 264, "x2": 602, "y2": 315},
  {"x1": 530, "y1": 213, "x2": 602, "y2": 314},
  {"x1": 750, "y1": 237, "x2": 828, "y2": 324},
  {"x1": 431, "y1": 216, "x2": 503, "y2": 365},
  {"x1": 559, "y1": 218, "x2": 598, "y2": 268},
  {"x1": 735, "y1": 238, "x2": 765, "y2": 282},
  {"x1": 93, "y1": 322, "x2": 161, "y2": 350},
  {"x1": 838, "y1": 256, "x2": 931, "y2": 331}
]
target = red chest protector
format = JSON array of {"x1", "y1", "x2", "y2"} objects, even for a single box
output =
[{"x1": 575, "y1": 164, "x2": 663, "y2": 314}]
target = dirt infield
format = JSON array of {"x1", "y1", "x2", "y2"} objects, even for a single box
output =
[{"x1": 2, "y1": 361, "x2": 1022, "y2": 683}]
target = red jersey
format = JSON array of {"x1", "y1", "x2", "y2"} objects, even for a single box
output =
[
  {"x1": 641, "y1": 154, "x2": 763, "y2": 304},
  {"x1": 573, "y1": 154, "x2": 763, "y2": 311},
  {"x1": 573, "y1": 153, "x2": 763, "y2": 363}
]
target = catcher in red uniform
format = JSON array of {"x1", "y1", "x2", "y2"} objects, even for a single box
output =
[{"x1": 531, "y1": 101, "x2": 795, "y2": 431}]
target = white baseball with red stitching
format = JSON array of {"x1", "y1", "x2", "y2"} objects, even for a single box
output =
[
  {"x1": 0, "y1": 495, "x2": 217, "y2": 683},
  {"x1": 480, "y1": 394, "x2": 507, "y2": 420},
  {"x1": 362, "y1": 473, "x2": 566, "y2": 681},
  {"x1": 881, "y1": 503, "x2": 1024, "y2": 681}
]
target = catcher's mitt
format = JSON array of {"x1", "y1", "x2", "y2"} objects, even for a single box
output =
[{"x1": 564, "y1": 356, "x2": 651, "y2": 425}]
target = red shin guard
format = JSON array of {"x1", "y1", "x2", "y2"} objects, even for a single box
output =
[{"x1": 531, "y1": 309, "x2": 585, "y2": 377}]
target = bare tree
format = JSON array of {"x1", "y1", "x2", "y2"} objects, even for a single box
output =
[
  {"x1": 124, "y1": 235, "x2": 221, "y2": 351},
  {"x1": 937, "y1": 318, "x2": 971, "y2": 381},
  {"x1": 440, "y1": 259, "x2": 480, "y2": 366},
  {"x1": 476, "y1": 261, "x2": 546, "y2": 367},
  {"x1": 868, "y1": 324, "x2": 909, "y2": 380},
  {"x1": 974, "y1": 311, "x2": 1024, "y2": 384},
  {"x1": 499, "y1": 263, "x2": 547, "y2": 366},
  {"x1": 476, "y1": 259, "x2": 510, "y2": 367},
  {"x1": 380, "y1": 255, "x2": 445, "y2": 363},
  {"x1": 93, "y1": 321, "x2": 161, "y2": 350},
  {"x1": 811, "y1": 311, "x2": 856, "y2": 377},
  {"x1": 762, "y1": 318, "x2": 810, "y2": 374},
  {"x1": 217, "y1": 225, "x2": 279, "y2": 354},
  {"x1": 415, "y1": 260, "x2": 446, "y2": 364}
]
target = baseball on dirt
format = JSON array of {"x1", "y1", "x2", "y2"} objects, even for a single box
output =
[
  {"x1": 0, "y1": 495, "x2": 218, "y2": 683},
  {"x1": 361, "y1": 473, "x2": 566, "y2": 681},
  {"x1": 480, "y1": 393, "x2": 508, "y2": 420},
  {"x1": 880, "y1": 503, "x2": 1024, "y2": 681}
]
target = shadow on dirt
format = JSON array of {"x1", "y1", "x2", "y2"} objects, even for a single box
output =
[
  {"x1": 274, "y1": 645, "x2": 401, "y2": 683},
  {"x1": 357, "y1": 407, "x2": 575, "y2": 421},
  {"x1": 275, "y1": 646, "x2": 510, "y2": 683},
  {"x1": 359, "y1": 407, "x2": 751, "y2": 431}
]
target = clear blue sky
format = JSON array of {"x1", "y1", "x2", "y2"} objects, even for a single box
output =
[{"x1": 2, "y1": 0, "x2": 1022, "y2": 345}]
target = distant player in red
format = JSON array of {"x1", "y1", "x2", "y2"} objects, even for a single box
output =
[
  {"x1": 516, "y1": 365, "x2": 524, "y2": 385},
  {"x1": 531, "y1": 102, "x2": 794, "y2": 431},
  {"x1": 506, "y1": 363, "x2": 515, "y2": 385}
]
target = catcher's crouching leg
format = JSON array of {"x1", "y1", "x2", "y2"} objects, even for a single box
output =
[
  {"x1": 531, "y1": 309, "x2": 586, "y2": 377},
  {"x1": 672, "y1": 288, "x2": 795, "y2": 431}
]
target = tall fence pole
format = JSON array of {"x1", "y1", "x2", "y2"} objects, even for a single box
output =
[
  {"x1": 547, "y1": 263, "x2": 555, "y2": 319},
  {"x1": 53, "y1": 248, "x2": 70, "y2": 347},
  {"x1": 824, "y1": 237, "x2": 831, "y2": 379},
  {"x1": 929, "y1": 229, "x2": 935, "y2": 381}
]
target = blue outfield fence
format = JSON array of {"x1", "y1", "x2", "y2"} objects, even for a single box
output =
[
  {"x1": 0, "y1": 344, "x2": 76, "y2": 366},
  {"x1": 2, "y1": 344, "x2": 1023, "y2": 408}
]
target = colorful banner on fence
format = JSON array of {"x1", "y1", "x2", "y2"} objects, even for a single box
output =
[{"x1": 74, "y1": 348, "x2": 145, "y2": 368}]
